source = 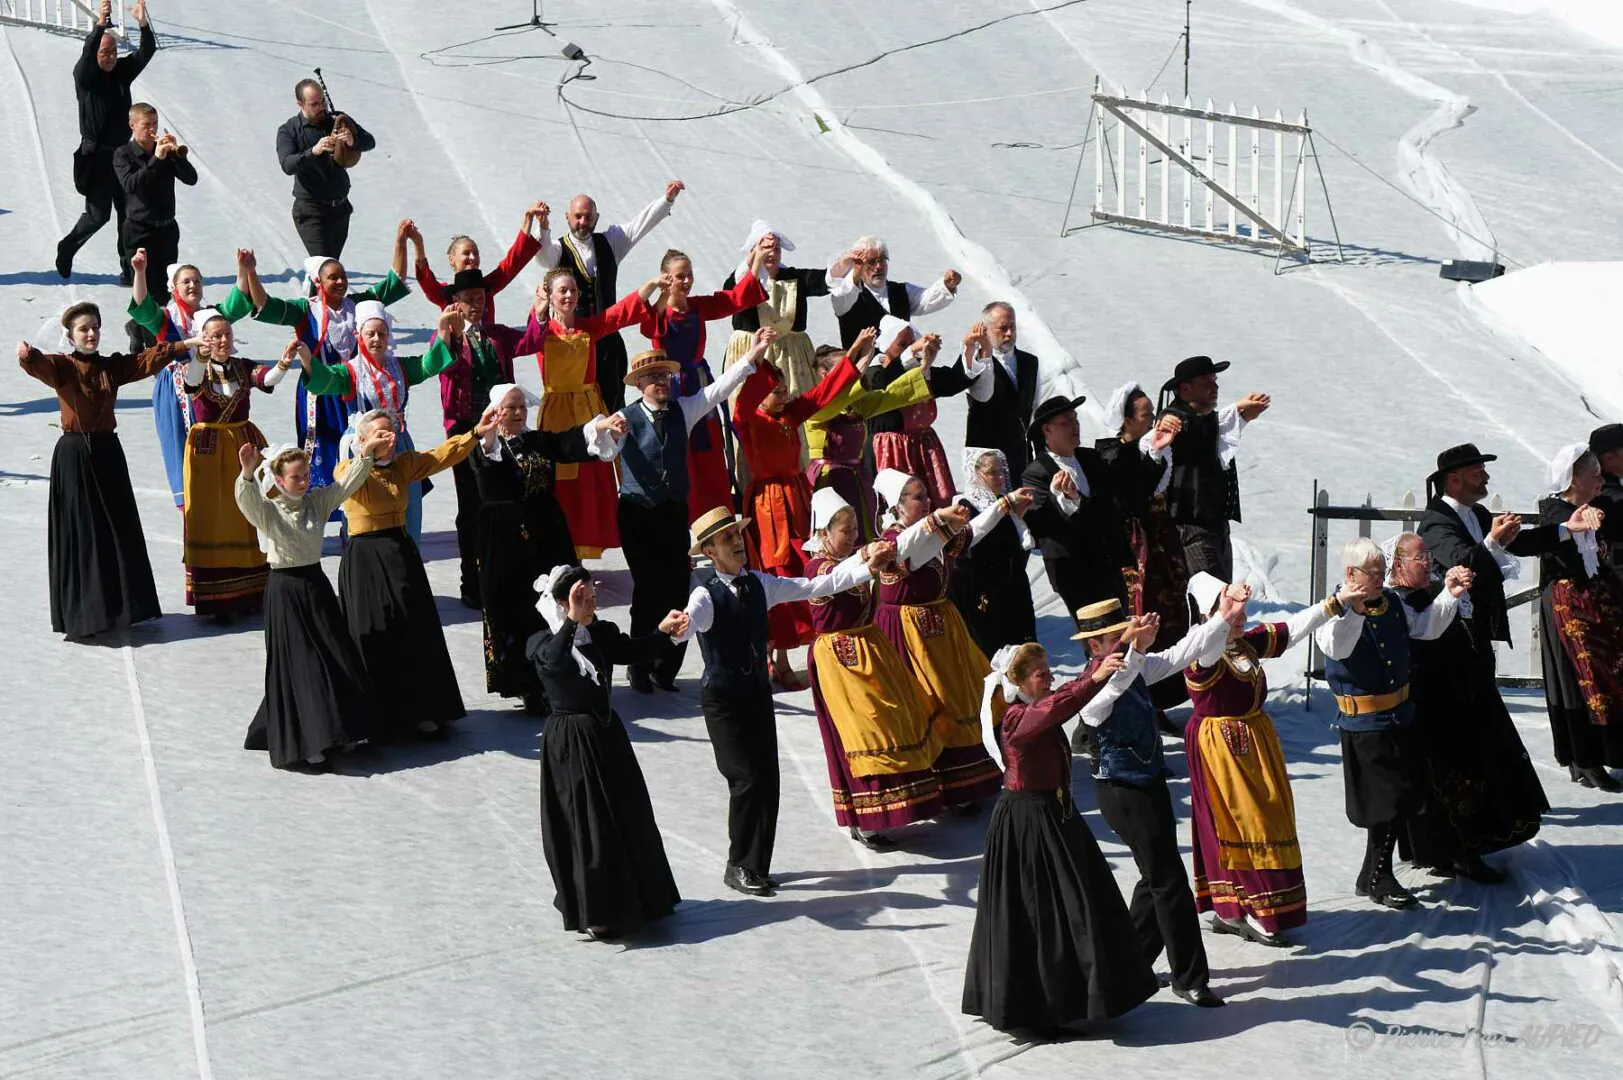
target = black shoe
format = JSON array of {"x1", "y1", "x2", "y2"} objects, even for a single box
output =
[
  {"x1": 1155, "y1": 709, "x2": 1183, "y2": 737},
  {"x1": 652, "y1": 675, "x2": 679, "y2": 692},
  {"x1": 723, "y1": 864, "x2": 774, "y2": 896},
  {"x1": 1173, "y1": 984, "x2": 1225, "y2": 1008},
  {"x1": 629, "y1": 668, "x2": 655, "y2": 694},
  {"x1": 584, "y1": 925, "x2": 619, "y2": 942},
  {"x1": 1156, "y1": 973, "x2": 1172, "y2": 989},
  {"x1": 1579, "y1": 766, "x2": 1622, "y2": 793},
  {"x1": 55, "y1": 241, "x2": 72, "y2": 279},
  {"x1": 849, "y1": 825, "x2": 896, "y2": 850},
  {"x1": 1210, "y1": 915, "x2": 1291, "y2": 948},
  {"x1": 948, "y1": 800, "x2": 982, "y2": 817},
  {"x1": 459, "y1": 590, "x2": 482, "y2": 610},
  {"x1": 1451, "y1": 855, "x2": 1507, "y2": 884},
  {"x1": 1366, "y1": 872, "x2": 1419, "y2": 909},
  {"x1": 762, "y1": 872, "x2": 781, "y2": 890}
]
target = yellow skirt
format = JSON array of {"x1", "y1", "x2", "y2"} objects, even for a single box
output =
[
  {"x1": 897, "y1": 598, "x2": 991, "y2": 751},
  {"x1": 537, "y1": 383, "x2": 606, "y2": 483},
  {"x1": 812, "y1": 624, "x2": 942, "y2": 777},
  {"x1": 1194, "y1": 710, "x2": 1301, "y2": 872},
  {"x1": 183, "y1": 421, "x2": 268, "y2": 570}
]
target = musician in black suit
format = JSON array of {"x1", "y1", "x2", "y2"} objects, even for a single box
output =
[
  {"x1": 1417, "y1": 443, "x2": 1587, "y2": 660},
  {"x1": 1155, "y1": 356, "x2": 1270, "y2": 581},
  {"x1": 1019, "y1": 394, "x2": 1133, "y2": 623},
  {"x1": 957, "y1": 302, "x2": 1040, "y2": 478}
]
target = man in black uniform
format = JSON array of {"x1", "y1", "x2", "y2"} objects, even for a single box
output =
[
  {"x1": 56, "y1": 0, "x2": 156, "y2": 284},
  {"x1": 1155, "y1": 356, "x2": 1271, "y2": 580},
  {"x1": 275, "y1": 78, "x2": 375, "y2": 258},
  {"x1": 113, "y1": 103, "x2": 195, "y2": 306}
]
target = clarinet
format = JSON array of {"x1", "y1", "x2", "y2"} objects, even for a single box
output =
[{"x1": 313, "y1": 68, "x2": 362, "y2": 169}]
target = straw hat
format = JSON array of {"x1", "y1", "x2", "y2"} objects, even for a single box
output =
[
  {"x1": 1071, "y1": 597, "x2": 1131, "y2": 640},
  {"x1": 689, "y1": 506, "x2": 752, "y2": 556},
  {"x1": 625, "y1": 348, "x2": 681, "y2": 386}
]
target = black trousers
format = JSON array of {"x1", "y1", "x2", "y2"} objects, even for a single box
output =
[
  {"x1": 292, "y1": 197, "x2": 353, "y2": 259},
  {"x1": 702, "y1": 685, "x2": 780, "y2": 874},
  {"x1": 1094, "y1": 775, "x2": 1210, "y2": 992},
  {"x1": 618, "y1": 498, "x2": 691, "y2": 683},
  {"x1": 447, "y1": 420, "x2": 482, "y2": 600},
  {"x1": 1178, "y1": 522, "x2": 1233, "y2": 582},
  {"x1": 122, "y1": 220, "x2": 180, "y2": 306},
  {"x1": 595, "y1": 331, "x2": 629, "y2": 412},
  {"x1": 60, "y1": 146, "x2": 128, "y2": 275}
]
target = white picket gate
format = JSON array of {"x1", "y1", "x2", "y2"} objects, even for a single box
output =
[
  {"x1": 0, "y1": 0, "x2": 127, "y2": 39},
  {"x1": 1066, "y1": 77, "x2": 1342, "y2": 265}
]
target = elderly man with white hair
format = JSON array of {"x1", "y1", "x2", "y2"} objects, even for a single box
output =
[
  {"x1": 1315, "y1": 536, "x2": 1470, "y2": 909},
  {"x1": 827, "y1": 235, "x2": 961, "y2": 349},
  {"x1": 533, "y1": 180, "x2": 685, "y2": 409}
]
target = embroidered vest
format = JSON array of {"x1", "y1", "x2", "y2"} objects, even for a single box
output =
[
  {"x1": 1324, "y1": 589, "x2": 1414, "y2": 732},
  {"x1": 561, "y1": 233, "x2": 618, "y2": 319},
  {"x1": 1090, "y1": 675, "x2": 1166, "y2": 787}
]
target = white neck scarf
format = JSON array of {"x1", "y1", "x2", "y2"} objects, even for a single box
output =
[{"x1": 979, "y1": 644, "x2": 1031, "y2": 769}]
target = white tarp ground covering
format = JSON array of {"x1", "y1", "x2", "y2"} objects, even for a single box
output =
[{"x1": 2, "y1": 0, "x2": 1621, "y2": 1076}]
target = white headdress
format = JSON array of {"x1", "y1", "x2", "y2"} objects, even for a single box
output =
[
  {"x1": 872, "y1": 468, "x2": 916, "y2": 533},
  {"x1": 739, "y1": 219, "x2": 795, "y2": 255},
  {"x1": 352, "y1": 299, "x2": 392, "y2": 335},
  {"x1": 803, "y1": 487, "x2": 853, "y2": 555},
  {"x1": 303, "y1": 255, "x2": 339, "y2": 297},
  {"x1": 1186, "y1": 571, "x2": 1228, "y2": 621},
  {"x1": 876, "y1": 315, "x2": 917, "y2": 364},
  {"x1": 166, "y1": 262, "x2": 187, "y2": 289},
  {"x1": 489, "y1": 382, "x2": 541, "y2": 410},
  {"x1": 1104, "y1": 381, "x2": 1144, "y2": 436},
  {"x1": 539, "y1": 565, "x2": 599, "y2": 682},
  {"x1": 253, "y1": 444, "x2": 306, "y2": 540},
  {"x1": 191, "y1": 308, "x2": 237, "y2": 357},
  {"x1": 1548, "y1": 442, "x2": 1602, "y2": 577},
  {"x1": 978, "y1": 643, "x2": 1029, "y2": 770},
  {"x1": 960, "y1": 446, "x2": 1033, "y2": 551}
]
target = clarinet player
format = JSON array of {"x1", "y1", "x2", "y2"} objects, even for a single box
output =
[{"x1": 275, "y1": 76, "x2": 374, "y2": 259}]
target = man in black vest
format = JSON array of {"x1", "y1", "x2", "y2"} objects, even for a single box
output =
[
  {"x1": 57, "y1": 0, "x2": 156, "y2": 284},
  {"x1": 828, "y1": 235, "x2": 960, "y2": 348},
  {"x1": 113, "y1": 103, "x2": 195, "y2": 306},
  {"x1": 1591, "y1": 424, "x2": 1623, "y2": 568},
  {"x1": 535, "y1": 181, "x2": 684, "y2": 410},
  {"x1": 675, "y1": 507, "x2": 895, "y2": 897},
  {"x1": 616, "y1": 334, "x2": 763, "y2": 693},
  {"x1": 956, "y1": 303, "x2": 1040, "y2": 478},
  {"x1": 1417, "y1": 443, "x2": 1586, "y2": 659},
  {"x1": 1156, "y1": 356, "x2": 1271, "y2": 580},
  {"x1": 276, "y1": 77, "x2": 375, "y2": 259}
]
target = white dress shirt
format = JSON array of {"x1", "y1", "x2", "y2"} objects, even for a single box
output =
[
  {"x1": 1441, "y1": 493, "x2": 1527, "y2": 580},
  {"x1": 826, "y1": 269, "x2": 957, "y2": 319},
  {"x1": 533, "y1": 194, "x2": 673, "y2": 276},
  {"x1": 1080, "y1": 618, "x2": 1232, "y2": 727},
  {"x1": 675, "y1": 554, "x2": 874, "y2": 640},
  {"x1": 1314, "y1": 587, "x2": 1460, "y2": 660}
]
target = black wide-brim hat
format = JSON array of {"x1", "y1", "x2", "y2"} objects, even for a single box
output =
[
  {"x1": 1027, "y1": 394, "x2": 1087, "y2": 443},
  {"x1": 448, "y1": 267, "x2": 488, "y2": 296},
  {"x1": 1590, "y1": 423, "x2": 1623, "y2": 456},
  {"x1": 1159, "y1": 355, "x2": 1230, "y2": 393},
  {"x1": 1428, "y1": 442, "x2": 1497, "y2": 483}
]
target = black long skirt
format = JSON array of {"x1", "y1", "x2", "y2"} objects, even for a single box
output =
[
  {"x1": 244, "y1": 564, "x2": 379, "y2": 768},
  {"x1": 962, "y1": 790, "x2": 1159, "y2": 1031},
  {"x1": 1340, "y1": 726, "x2": 1424, "y2": 828},
  {"x1": 540, "y1": 710, "x2": 680, "y2": 932},
  {"x1": 478, "y1": 497, "x2": 577, "y2": 700},
  {"x1": 46, "y1": 433, "x2": 160, "y2": 637},
  {"x1": 338, "y1": 528, "x2": 465, "y2": 735},
  {"x1": 1539, "y1": 582, "x2": 1623, "y2": 770},
  {"x1": 1401, "y1": 655, "x2": 1547, "y2": 864}
]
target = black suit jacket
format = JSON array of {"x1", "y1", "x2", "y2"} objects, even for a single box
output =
[
  {"x1": 957, "y1": 349, "x2": 1039, "y2": 479},
  {"x1": 1418, "y1": 497, "x2": 1565, "y2": 646},
  {"x1": 1020, "y1": 448, "x2": 1132, "y2": 613}
]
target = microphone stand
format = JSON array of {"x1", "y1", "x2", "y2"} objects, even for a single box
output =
[{"x1": 496, "y1": 0, "x2": 556, "y2": 35}]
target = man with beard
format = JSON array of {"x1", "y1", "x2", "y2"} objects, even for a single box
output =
[
  {"x1": 276, "y1": 77, "x2": 375, "y2": 259},
  {"x1": 58, "y1": 0, "x2": 156, "y2": 284},
  {"x1": 1386, "y1": 531, "x2": 1548, "y2": 883},
  {"x1": 827, "y1": 235, "x2": 960, "y2": 348},
  {"x1": 534, "y1": 181, "x2": 685, "y2": 409},
  {"x1": 1155, "y1": 356, "x2": 1270, "y2": 580}
]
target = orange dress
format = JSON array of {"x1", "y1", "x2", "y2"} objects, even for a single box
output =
[
  {"x1": 536, "y1": 292, "x2": 650, "y2": 557},
  {"x1": 733, "y1": 353, "x2": 862, "y2": 647}
]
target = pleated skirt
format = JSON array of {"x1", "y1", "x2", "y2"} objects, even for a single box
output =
[
  {"x1": 540, "y1": 710, "x2": 680, "y2": 932},
  {"x1": 963, "y1": 791, "x2": 1159, "y2": 1031},
  {"x1": 244, "y1": 564, "x2": 378, "y2": 768},
  {"x1": 338, "y1": 528, "x2": 466, "y2": 735},
  {"x1": 46, "y1": 433, "x2": 161, "y2": 637}
]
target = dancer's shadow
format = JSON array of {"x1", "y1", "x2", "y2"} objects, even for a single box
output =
[{"x1": 336, "y1": 707, "x2": 542, "y2": 773}]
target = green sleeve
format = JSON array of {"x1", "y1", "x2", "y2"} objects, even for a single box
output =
[
  {"x1": 358, "y1": 269, "x2": 409, "y2": 306},
  {"x1": 255, "y1": 294, "x2": 311, "y2": 327},
  {"x1": 300, "y1": 354, "x2": 354, "y2": 396},
  {"x1": 851, "y1": 367, "x2": 931, "y2": 418},
  {"x1": 404, "y1": 338, "x2": 459, "y2": 383},
  {"x1": 127, "y1": 294, "x2": 164, "y2": 335},
  {"x1": 214, "y1": 286, "x2": 256, "y2": 322}
]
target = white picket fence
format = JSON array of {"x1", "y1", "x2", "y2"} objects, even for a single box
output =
[
  {"x1": 1073, "y1": 77, "x2": 1341, "y2": 263},
  {"x1": 0, "y1": 0, "x2": 127, "y2": 38}
]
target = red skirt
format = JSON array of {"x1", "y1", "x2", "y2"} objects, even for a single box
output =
[
  {"x1": 555, "y1": 458, "x2": 619, "y2": 557},
  {"x1": 685, "y1": 417, "x2": 735, "y2": 525},
  {"x1": 872, "y1": 429, "x2": 956, "y2": 508}
]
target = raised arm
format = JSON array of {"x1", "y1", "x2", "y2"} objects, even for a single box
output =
[
  {"x1": 905, "y1": 274, "x2": 958, "y2": 318},
  {"x1": 395, "y1": 429, "x2": 480, "y2": 483},
  {"x1": 690, "y1": 272, "x2": 768, "y2": 321},
  {"x1": 579, "y1": 290, "x2": 652, "y2": 337},
  {"x1": 17, "y1": 346, "x2": 63, "y2": 389},
  {"x1": 484, "y1": 217, "x2": 543, "y2": 294},
  {"x1": 681, "y1": 348, "x2": 758, "y2": 431},
  {"x1": 604, "y1": 189, "x2": 675, "y2": 261},
  {"x1": 1005, "y1": 675, "x2": 1106, "y2": 746},
  {"x1": 783, "y1": 354, "x2": 862, "y2": 426}
]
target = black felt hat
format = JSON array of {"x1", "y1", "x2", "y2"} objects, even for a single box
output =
[
  {"x1": 1590, "y1": 423, "x2": 1623, "y2": 456},
  {"x1": 448, "y1": 268, "x2": 487, "y2": 296},
  {"x1": 1159, "y1": 355, "x2": 1230, "y2": 393},
  {"x1": 1426, "y1": 442, "x2": 1498, "y2": 500},
  {"x1": 1026, "y1": 394, "x2": 1088, "y2": 444}
]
